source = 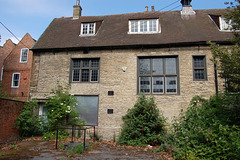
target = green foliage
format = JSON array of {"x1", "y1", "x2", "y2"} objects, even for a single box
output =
[
  {"x1": 9, "y1": 144, "x2": 16, "y2": 150},
  {"x1": 209, "y1": 42, "x2": 240, "y2": 92},
  {"x1": 170, "y1": 93, "x2": 240, "y2": 160},
  {"x1": 14, "y1": 100, "x2": 42, "y2": 137},
  {"x1": 42, "y1": 130, "x2": 68, "y2": 141},
  {"x1": 117, "y1": 94, "x2": 167, "y2": 146},
  {"x1": 224, "y1": 0, "x2": 240, "y2": 43},
  {"x1": 75, "y1": 143, "x2": 84, "y2": 154},
  {"x1": 209, "y1": 1, "x2": 240, "y2": 92},
  {"x1": 43, "y1": 82, "x2": 80, "y2": 132}
]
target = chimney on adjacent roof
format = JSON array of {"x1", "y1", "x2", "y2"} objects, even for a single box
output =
[
  {"x1": 181, "y1": 0, "x2": 195, "y2": 15},
  {"x1": 151, "y1": 6, "x2": 155, "y2": 12},
  {"x1": 145, "y1": 6, "x2": 148, "y2": 12},
  {"x1": 73, "y1": 0, "x2": 82, "y2": 19}
]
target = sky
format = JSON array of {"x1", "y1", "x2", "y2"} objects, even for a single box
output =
[{"x1": 0, "y1": 0, "x2": 230, "y2": 46}]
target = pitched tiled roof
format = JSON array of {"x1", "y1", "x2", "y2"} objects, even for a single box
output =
[{"x1": 32, "y1": 9, "x2": 233, "y2": 50}]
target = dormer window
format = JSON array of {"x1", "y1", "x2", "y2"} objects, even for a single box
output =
[
  {"x1": 219, "y1": 17, "x2": 232, "y2": 31},
  {"x1": 129, "y1": 19, "x2": 160, "y2": 34},
  {"x1": 209, "y1": 15, "x2": 233, "y2": 32},
  {"x1": 81, "y1": 23, "x2": 96, "y2": 35}
]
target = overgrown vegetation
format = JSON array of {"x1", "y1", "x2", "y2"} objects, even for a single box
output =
[
  {"x1": 42, "y1": 83, "x2": 81, "y2": 132},
  {"x1": 117, "y1": 94, "x2": 167, "y2": 146},
  {"x1": 15, "y1": 82, "x2": 82, "y2": 139},
  {"x1": 209, "y1": 0, "x2": 240, "y2": 92},
  {"x1": 167, "y1": 94, "x2": 240, "y2": 159},
  {"x1": 14, "y1": 100, "x2": 42, "y2": 137}
]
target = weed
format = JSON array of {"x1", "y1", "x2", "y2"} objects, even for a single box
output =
[
  {"x1": 75, "y1": 143, "x2": 84, "y2": 154},
  {"x1": 9, "y1": 144, "x2": 16, "y2": 150}
]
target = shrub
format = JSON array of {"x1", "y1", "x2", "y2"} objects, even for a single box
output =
[
  {"x1": 171, "y1": 93, "x2": 240, "y2": 160},
  {"x1": 117, "y1": 94, "x2": 167, "y2": 146},
  {"x1": 14, "y1": 100, "x2": 42, "y2": 137},
  {"x1": 43, "y1": 82, "x2": 81, "y2": 132}
]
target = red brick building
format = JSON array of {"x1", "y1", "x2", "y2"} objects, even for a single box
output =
[
  {"x1": 0, "y1": 39, "x2": 16, "y2": 82},
  {"x1": 1, "y1": 33, "x2": 35, "y2": 101}
]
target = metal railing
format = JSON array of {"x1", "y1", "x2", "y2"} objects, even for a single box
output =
[{"x1": 56, "y1": 125, "x2": 96, "y2": 149}]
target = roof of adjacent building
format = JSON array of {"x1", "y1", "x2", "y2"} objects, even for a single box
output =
[{"x1": 32, "y1": 8, "x2": 234, "y2": 51}]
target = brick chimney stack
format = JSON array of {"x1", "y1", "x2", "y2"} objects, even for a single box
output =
[
  {"x1": 151, "y1": 6, "x2": 155, "y2": 12},
  {"x1": 73, "y1": 0, "x2": 82, "y2": 19},
  {"x1": 145, "y1": 6, "x2": 148, "y2": 12}
]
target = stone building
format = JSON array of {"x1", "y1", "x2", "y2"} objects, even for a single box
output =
[
  {"x1": 1, "y1": 33, "x2": 35, "y2": 101},
  {"x1": 30, "y1": 1, "x2": 233, "y2": 139}
]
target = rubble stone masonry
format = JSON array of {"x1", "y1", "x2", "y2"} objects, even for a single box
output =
[{"x1": 30, "y1": 46, "x2": 225, "y2": 140}]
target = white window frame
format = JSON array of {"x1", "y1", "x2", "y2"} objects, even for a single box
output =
[
  {"x1": 80, "y1": 23, "x2": 96, "y2": 36},
  {"x1": 219, "y1": 17, "x2": 232, "y2": 31},
  {"x1": 129, "y1": 19, "x2": 160, "y2": 34},
  {"x1": 11, "y1": 73, "x2": 20, "y2": 88},
  {"x1": 20, "y1": 48, "x2": 29, "y2": 63},
  {"x1": 1, "y1": 66, "x2": 4, "y2": 81}
]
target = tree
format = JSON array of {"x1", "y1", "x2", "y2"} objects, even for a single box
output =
[{"x1": 209, "y1": 0, "x2": 240, "y2": 92}]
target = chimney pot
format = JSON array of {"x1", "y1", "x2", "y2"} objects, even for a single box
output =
[
  {"x1": 151, "y1": 6, "x2": 155, "y2": 12},
  {"x1": 145, "y1": 6, "x2": 148, "y2": 12}
]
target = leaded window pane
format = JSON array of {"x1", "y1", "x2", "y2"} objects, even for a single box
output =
[
  {"x1": 165, "y1": 58, "x2": 176, "y2": 74},
  {"x1": 91, "y1": 70, "x2": 98, "y2": 82},
  {"x1": 91, "y1": 60, "x2": 99, "y2": 67},
  {"x1": 153, "y1": 58, "x2": 163, "y2": 75},
  {"x1": 194, "y1": 57, "x2": 204, "y2": 68},
  {"x1": 83, "y1": 60, "x2": 89, "y2": 67},
  {"x1": 153, "y1": 77, "x2": 164, "y2": 93},
  {"x1": 140, "y1": 77, "x2": 151, "y2": 93},
  {"x1": 82, "y1": 24, "x2": 88, "y2": 34},
  {"x1": 166, "y1": 77, "x2": 177, "y2": 93},
  {"x1": 89, "y1": 24, "x2": 94, "y2": 34},
  {"x1": 81, "y1": 69, "x2": 89, "y2": 82},
  {"x1": 73, "y1": 70, "x2": 80, "y2": 81},
  {"x1": 139, "y1": 59, "x2": 150, "y2": 75},
  {"x1": 73, "y1": 60, "x2": 81, "y2": 68},
  {"x1": 194, "y1": 69, "x2": 205, "y2": 79}
]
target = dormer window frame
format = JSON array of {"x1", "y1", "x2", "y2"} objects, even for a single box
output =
[
  {"x1": 80, "y1": 22, "x2": 96, "y2": 36},
  {"x1": 128, "y1": 19, "x2": 160, "y2": 34},
  {"x1": 219, "y1": 16, "x2": 232, "y2": 31}
]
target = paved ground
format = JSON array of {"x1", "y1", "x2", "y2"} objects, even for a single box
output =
[{"x1": 0, "y1": 139, "x2": 172, "y2": 160}]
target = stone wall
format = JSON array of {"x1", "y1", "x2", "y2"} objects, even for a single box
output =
[
  {"x1": 30, "y1": 45, "x2": 225, "y2": 140},
  {"x1": 0, "y1": 98, "x2": 24, "y2": 143}
]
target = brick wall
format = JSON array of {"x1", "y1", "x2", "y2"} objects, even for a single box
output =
[
  {"x1": 0, "y1": 98, "x2": 24, "y2": 143},
  {"x1": 1, "y1": 33, "x2": 35, "y2": 101}
]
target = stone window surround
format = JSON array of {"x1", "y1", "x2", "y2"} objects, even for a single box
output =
[
  {"x1": 192, "y1": 55, "x2": 208, "y2": 81},
  {"x1": 70, "y1": 58, "x2": 100, "y2": 83},
  {"x1": 137, "y1": 56, "x2": 179, "y2": 95}
]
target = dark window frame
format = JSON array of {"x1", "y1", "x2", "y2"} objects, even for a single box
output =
[
  {"x1": 192, "y1": 55, "x2": 208, "y2": 81},
  {"x1": 137, "y1": 56, "x2": 179, "y2": 95},
  {"x1": 70, "y1": 58, "x2": 100, "y2": 83}
]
